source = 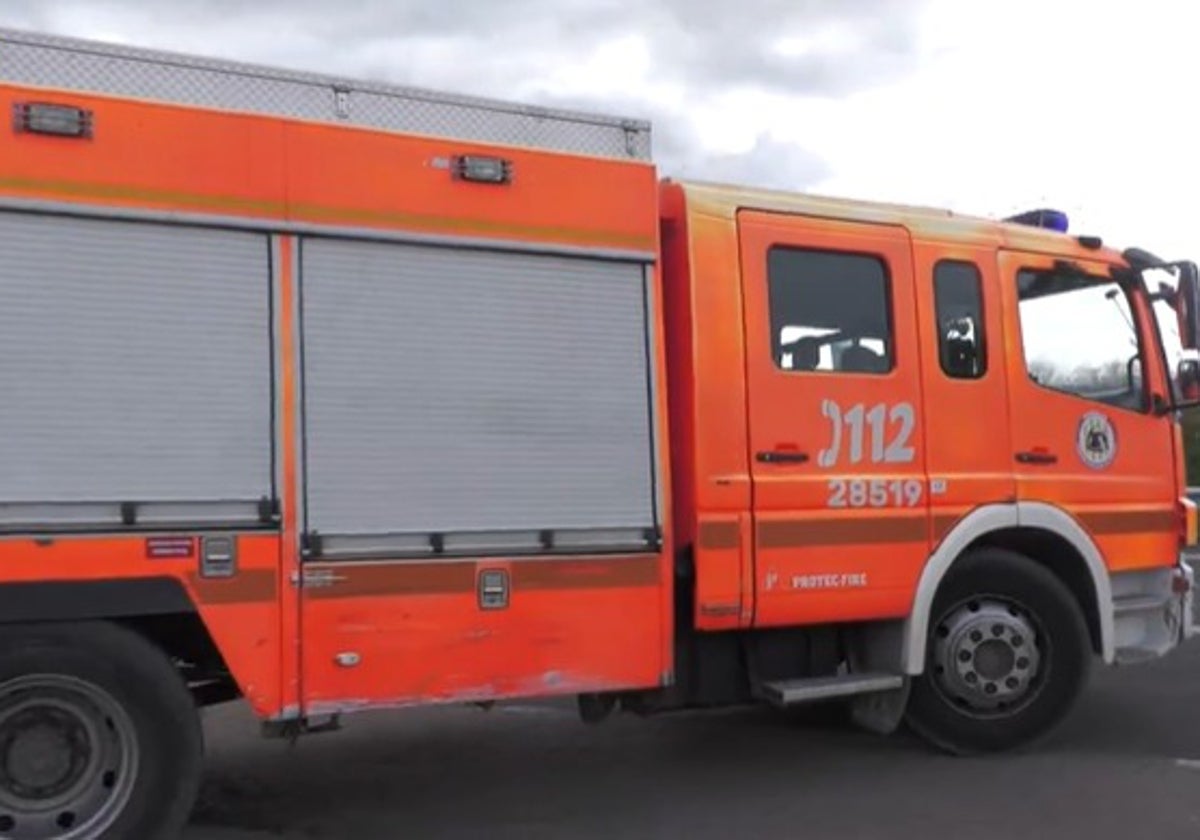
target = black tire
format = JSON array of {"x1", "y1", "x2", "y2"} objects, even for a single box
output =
[
  {"x1": 905, "y1": 547, "x2": 1092, "y2": 755},
  {"x1": 0, "y1": 621, "x2": 203, "y2": 839}
]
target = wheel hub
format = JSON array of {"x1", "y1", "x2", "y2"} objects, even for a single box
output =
[
  {"x1": 933, "y1": 599, "x2": 1042, "y2": 713},
  {"x1": 3, "y1": 709, "x2": 90, "y2": 800},
  {"x1": 0, "y1": 677, "x2": 137, "y2": 839}
]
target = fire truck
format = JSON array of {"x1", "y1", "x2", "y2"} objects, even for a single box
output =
[{"x1": 0, "y1": 27, "x2": 1196, "y2": 839}]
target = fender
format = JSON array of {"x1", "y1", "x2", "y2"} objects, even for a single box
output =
[
  {"x1": 0, "y1": 576, "x2": 196, "y2": 623},
  {"x1": 900, "y1": 502, "x2": 1113, "y2": 675}
]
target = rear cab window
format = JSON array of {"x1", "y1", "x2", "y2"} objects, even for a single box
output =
[
  {"x1": 933, "y1": 260, "x2": 987, "y2": 379},
  {"x1": 768, "y1": 247, "x2": 894, "y2": 374}
]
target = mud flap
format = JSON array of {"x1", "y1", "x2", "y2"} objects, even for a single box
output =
[{"x1": 850, "y1": 678, "x2": 911, "y2": 735}]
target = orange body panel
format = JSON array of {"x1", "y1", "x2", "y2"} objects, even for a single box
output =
[
  {"x1": 661, "y1": 184, "x2": 753, "y2": 629},
  {"x1": 0, "y1": 85, "x2": 657, "y2": 254},
  {"x1": 300, "y1": 557, "x2": 665, "y2": 712},
  {"x1": 283, "y1": 120, "x2": 658, "y2": 251},
  {"x1": 2, "y1": 88, "x2": 288, "y2": 219}
]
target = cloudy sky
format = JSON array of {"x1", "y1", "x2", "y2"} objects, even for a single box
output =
[{"x1": 0, "y1": 1, "x2": 1195, "y2": 260}]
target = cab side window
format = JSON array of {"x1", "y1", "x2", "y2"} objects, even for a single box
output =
[
  {"x1": 934, "y1": 260, "x2": 987, "y2": 379},
  {"x1": 768, "y1": 246, "x2": 893, "y2": 375},
  {"x1": 1016, "y1": 268, "x2": 1146, "y2": 411}
]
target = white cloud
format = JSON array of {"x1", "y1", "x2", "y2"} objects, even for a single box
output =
[{"x1": 0, "y1": 0, "x2": 1194, "y2": 261}]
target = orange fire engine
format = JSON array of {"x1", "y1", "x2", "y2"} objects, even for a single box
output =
[{"x1": 0, "y1": 27, "x2": 1196, "y2": 839}]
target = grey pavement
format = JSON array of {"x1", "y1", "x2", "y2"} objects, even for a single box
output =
[{"x1": 182, "y1": 624, "x2": 1200, "y2": 839}]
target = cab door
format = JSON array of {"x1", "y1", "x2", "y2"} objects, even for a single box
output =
[
  {"x1": 998, "y1": 250, "x2": 1178, "y2": 570},
  {"x1": 913, "y1": 242, "x2": 1017, "y2": 540},
  {"x1": 738, "y1": 211, "x2": 930, "y2": 627}
]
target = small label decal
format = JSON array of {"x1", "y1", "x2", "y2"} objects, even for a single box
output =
[
  {"x1": 1077, "y1": 411, "x2": 1116, "y2": 469},
  {"x1": 791, "y1": 572, "x2": 869, "y2": 590},
  {"x1": 146, "y1": 537, "x2": 195, "y2": 559}
]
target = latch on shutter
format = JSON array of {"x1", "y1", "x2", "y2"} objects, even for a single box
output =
[
  {"x1": 478, "y1": 569, "x2": 509, "y2": 610},
  {"x1": 200, "y1": 535, "x2": 237, "y2": 578}
]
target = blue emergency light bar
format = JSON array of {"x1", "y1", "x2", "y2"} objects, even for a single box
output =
[{"x1": 1004, "y1": 208, "x2": 1069, "y2": 233}]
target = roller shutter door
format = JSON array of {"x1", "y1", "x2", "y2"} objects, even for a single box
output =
[
  {"x1": 0, "y1": 212, "x2": 273, "y2": 526},
  {"x1": 300, "y1": 237, "x2": 657, "y2": 556}
]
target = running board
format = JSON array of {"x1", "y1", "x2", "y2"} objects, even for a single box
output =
[{"x1": 756, "y1": 673, "x2": 905, "y2": 707}]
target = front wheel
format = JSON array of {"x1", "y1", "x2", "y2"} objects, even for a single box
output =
[
  {"x1": 0, "y1": 621, "x2": 203, "y2": 839},
  {"x1": 905, "y1": 547, "x2": 1092, "y2": 754}
]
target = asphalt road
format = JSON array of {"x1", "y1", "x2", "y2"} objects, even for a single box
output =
[{"x1": 182, "y1": 627, "x2": 1200, "y2": 840}]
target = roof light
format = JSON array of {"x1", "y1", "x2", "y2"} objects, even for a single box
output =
[
  {"x1": 12, "y1": 101, "x2": 93, "y2": 139},
  {"x1": 1004, "y1": 208, "x2": 1069, "y2": 233}
]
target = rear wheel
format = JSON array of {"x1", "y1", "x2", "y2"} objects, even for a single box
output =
[
  {"x1": 905, "y1": 547, "x2": 1092, "y2": 754},
  {"x1": 0, "y1": 622, "x2": 203, "y2": 838}
]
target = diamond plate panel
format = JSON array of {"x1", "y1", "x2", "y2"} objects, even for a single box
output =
[{"x1": 0, "y1": 27, "x2": 652, "y2": 160}]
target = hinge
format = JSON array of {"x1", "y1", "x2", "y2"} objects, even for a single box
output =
[
  {"x1": 257, "y1": 495, "x2": 281, "y2": 525},
  {"x1": 643, "y1": 526, "x2": 663, "y2": 550},
  {"x1": 622, "y1": 121, "x2": 641, "y2": 157},
  {"x1": 332, "y1": 86, "x2": 351, "y2": 119},
  {"x1": 300, "y1": 531, "x2": 323, "y2": 560}
]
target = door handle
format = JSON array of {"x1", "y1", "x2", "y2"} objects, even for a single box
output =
[
  {"x1": 1015, "y1": 450, "x2": 1058, "y2": 465},
  {"x1": 757, "y1": 450, "x2": 810, "y2": 464}
]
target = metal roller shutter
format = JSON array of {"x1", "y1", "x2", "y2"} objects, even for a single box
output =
[
  {"x1": 300, "y1": 237, "x2": 657, "y2": 555},
  {"x1": 0, "y1": 212, "x2": 273, "y2": 524}
]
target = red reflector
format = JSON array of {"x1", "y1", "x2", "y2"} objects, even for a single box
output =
[{"x1": 1173, "y1": 572, "x2": 1191, "y2": 595}]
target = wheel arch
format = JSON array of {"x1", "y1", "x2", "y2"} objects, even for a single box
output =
[
  {"x1": 901, "y1": 503, "x2": 1113, "y2": 674},
  {"x1": 0, "y1": 577, "x2": 235, "y2": 703}
]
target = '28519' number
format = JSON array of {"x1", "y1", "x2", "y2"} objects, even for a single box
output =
[{"x1": 828, "y1": 478, "x2": 922, "y2": 508}]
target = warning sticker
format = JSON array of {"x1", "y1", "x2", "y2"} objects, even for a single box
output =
[{"x1": 146, "y1": 537, "x2": 195, "y2": 559}]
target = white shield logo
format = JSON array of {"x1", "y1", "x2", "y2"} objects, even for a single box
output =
[{"x1": 1076, "y1": 412, "x2": 1116, "y2": 469}]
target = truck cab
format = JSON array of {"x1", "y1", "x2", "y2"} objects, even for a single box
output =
[{"x1": 659, "y1": 179, "x2": 1196, "y2": 749}]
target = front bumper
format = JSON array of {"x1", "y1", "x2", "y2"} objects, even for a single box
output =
[
  {"x1": 1181, "y1": 557, "x2": 1196, "y2": 641},
  {"x1": 1111, "y1": 558, "x2": 1194, "y2": 664}
]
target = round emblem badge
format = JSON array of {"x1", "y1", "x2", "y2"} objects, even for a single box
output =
[{"x1": 1076, "y1": 411, "x2": 1116, "y2": 469}]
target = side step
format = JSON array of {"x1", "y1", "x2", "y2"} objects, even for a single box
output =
[{"x1": 756, "y1": 673, "x2": 904, "y2": 707}]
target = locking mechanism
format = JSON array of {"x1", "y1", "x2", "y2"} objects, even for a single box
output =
[
  {"x1": 200, "y1": 535, "x2": 237, "y2": 578},
  {"x1": 478, "y1": 569, "x2": 509, "y2": 610}
]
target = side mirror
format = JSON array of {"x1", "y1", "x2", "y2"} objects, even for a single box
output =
[
  {"x1": 1176, "y1": 261, "x2": 1200, "y2": 350},
  {"x1": 1179, "y1": 357, "x2": 1200, "y2": 402},
  {"x1": 1127, "y1": 354, "x2": 1143, "y2": 391}
]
